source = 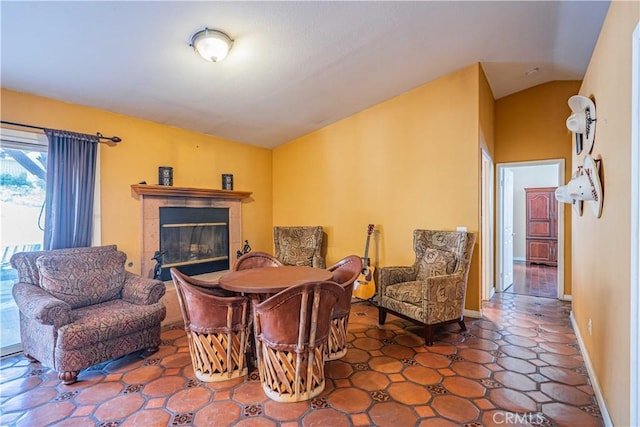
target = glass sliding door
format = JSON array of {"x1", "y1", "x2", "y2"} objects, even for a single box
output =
[{"x1": 0, "y1": 129, "x2": 47, "y2": 356}]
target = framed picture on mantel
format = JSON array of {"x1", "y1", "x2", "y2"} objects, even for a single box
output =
[{"x1": 222, "y1": 174, "x2": 233, "y2": 190}]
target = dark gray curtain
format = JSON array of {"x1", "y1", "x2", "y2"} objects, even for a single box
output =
[{"x1": 43, "y1": 129, "x2": 99, "y2": 250}]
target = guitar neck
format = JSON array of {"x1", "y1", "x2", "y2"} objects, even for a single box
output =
[
  {"x1": 361, "y1": 225, "x2": 374, "y2": 268},
  {"x1": 363, "y1": 237, "x2": 371, "y2": 259}
]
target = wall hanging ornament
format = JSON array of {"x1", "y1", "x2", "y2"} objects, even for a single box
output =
[
  {"x1": 556, "y1": 166, "x2": 584, "y2": 216},
  {"x1": 566, "y1": 95, "x2": 597, "y2": 155},
  {"x1": 555, "y1": 154, "x2": 603, "y2": 218}
]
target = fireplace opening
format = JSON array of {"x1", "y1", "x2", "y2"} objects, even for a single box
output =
[{"x1": 159, "y1": 207, "x2": 229, "y2": 281}]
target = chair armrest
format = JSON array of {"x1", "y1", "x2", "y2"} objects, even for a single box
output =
[
  {"x1": 377, "y1": 266, "x2": 417, "y2": 302},
  {"x1": 121, "y1": 272, "x2": 166, "y2": 305},
  {"x1": 12, "y1": 282, "x2": 72, "y2": 326},
  {"x1": 421, "y1": 273, "x2": 466, "y2": 324}
]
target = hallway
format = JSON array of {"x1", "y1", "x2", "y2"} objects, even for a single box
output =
[{"x1": 504, "y1": 261, "x2": 559, "y2": 299}]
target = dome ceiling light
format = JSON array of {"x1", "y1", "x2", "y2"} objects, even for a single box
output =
[{"x1": 190, "y1": 28, "x2": 234, "y2": 63}]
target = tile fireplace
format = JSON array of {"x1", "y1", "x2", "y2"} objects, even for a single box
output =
[
  {"x1": 131, "y1": 184, "x2": 251, "y2": 326},
  {"x1": 131, "y1": 184, "x2": 251, "y2": 324}
]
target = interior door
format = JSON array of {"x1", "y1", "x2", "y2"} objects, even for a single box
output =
[{"x1": 502, "y1": 169, "x2": 514, "y2": 290}]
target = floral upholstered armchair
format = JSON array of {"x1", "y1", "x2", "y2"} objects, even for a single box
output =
[
  {"x1": 377, "y1": 230, "x2": 476, "y2": 346},
  {"x1": 10, "y1": 245, "x2": 166, "y2": 384},
  {"x1": 273, "y1": 226, "x2": 325, "y2": 268}
]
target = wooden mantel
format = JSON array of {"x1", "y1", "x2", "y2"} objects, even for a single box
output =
[{"x1": 131, "y1": 184, "x2": 252, "y2": 199}]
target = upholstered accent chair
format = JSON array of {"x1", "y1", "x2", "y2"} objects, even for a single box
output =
[
  {"x1": 253, "y1": 281, "x2": 343, "y2": 402},
  {"x1": 327, "y1": 255, "x2": 362, "y2": 360},
  {"x1": 377, "y1": 230, "x2": 476, "y2": 346},
  {"x1": 170, "y1": 269, "x2": 250, "y2": 382},
  {"x1": 10, "y1": 245, "x2": 166, "y2": 384},
  {"x1": 232, "y1": 251, "x2": 282, "y2": 271},
  {"x1": 273, "y1": 226, "x2": 325, "y2": 268}
]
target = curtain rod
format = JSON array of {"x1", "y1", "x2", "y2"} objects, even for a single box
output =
[{"x1": 0, "y1": 120, "x2": 122, "y2": 144}]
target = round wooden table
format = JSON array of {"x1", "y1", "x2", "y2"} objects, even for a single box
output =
[
  {"x1": 219, "y1": 266, "x2": 333, "y2": 294},
  {"x1": 219, "y1": 265, "x2": 334, "y2": 372}
]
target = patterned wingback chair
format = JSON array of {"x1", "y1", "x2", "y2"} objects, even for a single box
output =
[
  {"x1": 273, "y1": 226, "x2": 325, "y2": 268},
  {"x1": 377, "y1": 230, "x2": 476, "y2": 346},
  {"x1": 10, "y1": 245, "x2": 166, "y2": 384}
]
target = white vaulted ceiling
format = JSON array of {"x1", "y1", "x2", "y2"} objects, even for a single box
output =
[{"x1": 0, "y1": 1, "x2": 610, "y2": 148}]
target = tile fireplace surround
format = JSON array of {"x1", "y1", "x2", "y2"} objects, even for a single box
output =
[{"x1": 131, "y1": 184, "x2": 251, "y2": 325}]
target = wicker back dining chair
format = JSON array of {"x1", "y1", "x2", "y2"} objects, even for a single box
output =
[
  {"x1": 253, "y1": 281, "x2": 343, "y2": 402},
  {"x1": 170, "y1": 268, "x2": 250, "y2": 382},
  {"x1": 326, "y1": 255, "x2": 362, "y2": 360}
]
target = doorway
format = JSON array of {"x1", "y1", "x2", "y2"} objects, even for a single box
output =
[
  {"x1": 629, "y1": 20, "x2": 639, "y2": 427},
  {"x1": 496, "y1": 160, "x2": 565, "y2": 299},
  {"x1": 481, "y1": 150, "x2": 494, "y2": 302},
  {"x1": 0, "y1": 128, "x2": 48, "y2": 356}
]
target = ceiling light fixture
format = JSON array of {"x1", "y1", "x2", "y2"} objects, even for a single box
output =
[{"x1": 190, "y1": 28, "x2": 234, "y2": 63}]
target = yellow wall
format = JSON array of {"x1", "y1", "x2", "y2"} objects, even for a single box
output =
[
  {"x1": 273, "y1": 64, "x2": 484, "y2": 312},
  {"x1": 572, "y1": 2, "x2": 639, "y2": 424},
  {"x1": 0, "y1": 88, "x2": 274, "y2": 275},
  {"x1": 494, "y1": 81, "x2": 580, "y2": 296},
  {"x1": 494, "y1": 81, "x2": 580, "y2": 164},
  {"x1": 479, "y1": 65, "x2": 495, "y2": 157}
]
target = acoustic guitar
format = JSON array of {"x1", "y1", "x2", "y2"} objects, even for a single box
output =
[{"x1": 353, "y1": 224, "x2": 375, "y2": 300}]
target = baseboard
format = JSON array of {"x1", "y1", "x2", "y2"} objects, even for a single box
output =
[
  {"x1": 513, "y1": 257, "x2": 526, "y2": 262},
  {"x1": 562, "y1": 294, "x2": 573, "y2": 301},
  {"x1": 570, "y1": 311, "x2": 613, "y2": 426},
  {"x1": 464, "y1": 309, "x2": 482, "y2": 319}
]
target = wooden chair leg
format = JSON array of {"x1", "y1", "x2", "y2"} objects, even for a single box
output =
[
  {"x1": 24, "y1": 354, "x2": 38, "y2": 363},
  {"x1": 378, "y1": 308, "x2": 387, "y2": 325},
  {"x1": 144, "y1": 347, "x2": 159, "y2": 355},
  {"x1": 59, "y1": 370, "x2": 79, "y2": 385},
  {"x1": 424, "y1": 324, "x2": 435, "y2": 346}
]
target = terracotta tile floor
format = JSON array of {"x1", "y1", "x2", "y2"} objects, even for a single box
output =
[{"x1": 0, "y1": 293, "x2": 603, "y2": 426}]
